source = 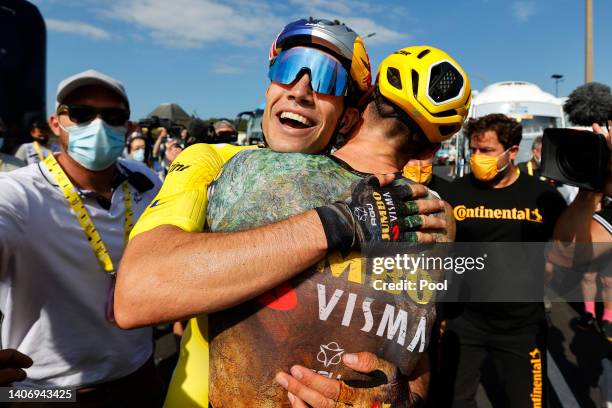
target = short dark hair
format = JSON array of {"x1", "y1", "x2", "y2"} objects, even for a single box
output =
[
  {"x1": 366, "y1": 94, "x2": 435, "y2": 156},
  {"x1": 30, "y1": 121, "x2": 50, "y2": 132},
  {"x1": 464, "y1": 113, "x2": 522, "y2": 150}
]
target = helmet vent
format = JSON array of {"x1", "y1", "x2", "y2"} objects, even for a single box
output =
[
  {"x1": 417, "y1": 49, "x2": 430, "y2": 59},
  {"x1": 411, "y1": 70, "x2": 419, "y2": 97},
  {"x1": 429, "y1": 62, "x2": 463, "y2": 103},
  {"x1": 386, "y1": 67, "x2": 402, "y2": 90},
  {"x1": 432, "y1": 109, "x2": 457, "y2": 118},
  {"x1": 439, "y1": 125, "x2": 459, "y2": 136}
]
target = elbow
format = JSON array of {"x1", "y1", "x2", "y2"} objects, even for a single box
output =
[
  {"x1": 113, "y1": 286, "x2": 144, "y2": 330},
  {"x1": 114, "y1": 263, "x2": 152, "y2": 329}
]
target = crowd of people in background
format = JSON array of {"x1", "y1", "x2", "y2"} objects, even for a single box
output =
[
  {"x1": 0, "y1": 113, "x2": 239, "y2": 183},
  {"x1": 0, "y1": 15, "x2": 610, "y2": 408}
]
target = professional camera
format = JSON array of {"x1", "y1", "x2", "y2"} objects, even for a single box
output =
[
  {"x1": 137, "y1": 116, "x2": 183, "y2": 138},
  {"x1": 541, "y1": 127, "x2": 611, "y2": 191}
]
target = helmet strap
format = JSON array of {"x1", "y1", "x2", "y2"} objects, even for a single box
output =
[{"x1": 373, "y1": 87, "x2": 421, "y2": 136}]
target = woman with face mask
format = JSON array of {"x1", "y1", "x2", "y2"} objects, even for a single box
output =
[{"x1": 127, "y1": 131, "x2": 148, "y2": 164}]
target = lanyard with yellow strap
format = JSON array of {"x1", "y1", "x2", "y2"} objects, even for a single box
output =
[
  {"x1": 42, "y1": 153, "x2": 134, "y2": 322},
  {"x1": 33, "y1": 142, "x2": 45, "y2": 162}
]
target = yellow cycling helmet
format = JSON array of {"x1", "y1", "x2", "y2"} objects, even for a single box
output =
[{"x1": 376, "y1": 45, "x2": 471, "y2": 143}]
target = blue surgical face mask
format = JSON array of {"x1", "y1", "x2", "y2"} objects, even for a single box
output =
[
  {"x1": 132, "y1": 148, "x2": 145, "y2": 162},
  {"x1": 61, "y1": 118, "x2": 126, "y2": 171}
]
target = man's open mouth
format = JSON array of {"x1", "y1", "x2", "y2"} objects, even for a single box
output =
[{"x1": 278, "y1": 111, "x2": 314, "y2": 129}]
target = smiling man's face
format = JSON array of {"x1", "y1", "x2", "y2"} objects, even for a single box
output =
[{"x1": 263, "y1": 71, "x2": 345, "y2": 153}]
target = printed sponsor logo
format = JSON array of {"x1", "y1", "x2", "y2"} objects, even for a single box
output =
[
  {"x1": 391, "y1": 225, "x2": 400, "y2": 240},
  {"x1": 366, "y1": 204, "x2": 376, "y2": 226},
  {"x1": 167, "y1": 162, "x2": 191, "y2": 173},
  {"x1": 453, "y1": 205, "x2": 543, "y2": 223},
  {"x1": 372, "y1": 192, "x2": 390, "y2": 240},
  {"x1": 382, "y1": 192, "x2": 398, "y2": 223},
  {"x1": 257, "y1": 282, "x2": 298, "y2": 311},
  {"x1": 317, "y1": 342, "x2": 344, "y2": 368},
  {"x1": 317, "y1": 283, "x2": 428, "y2": 353},
  {"x1": 530, "y1": 348, "x2": 543, "y2": 408},
  {"x1": 354, "y1": 207, "x2": 368, "y2": 222},
  {"x1": 149, "y1": 199, "x2": 163, "y2": 208}
]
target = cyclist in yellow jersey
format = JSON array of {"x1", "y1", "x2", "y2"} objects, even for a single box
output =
[
  {"x1": 129, "y1": 142, "x2": 253, "y2": 236},
  {"x1": 116, "y1": 19, "x2": 454, "y2": 408}
]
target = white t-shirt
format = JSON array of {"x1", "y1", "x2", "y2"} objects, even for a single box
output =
[
  {"x1": 0, "y1": 156, "x2": 161, "y2": 388},
  {"x1": 14, "y1": 142, "x2": 52, "y2": 165}
]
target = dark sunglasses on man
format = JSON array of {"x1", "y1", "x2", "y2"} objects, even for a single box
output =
[{"x1": 56, "y1": 104, "x2": 130, "y2": 127}]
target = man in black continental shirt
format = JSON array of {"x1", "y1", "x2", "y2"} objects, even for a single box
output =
[{"x1": 436, "y1": 114, "x2": 567, "y2": 408}]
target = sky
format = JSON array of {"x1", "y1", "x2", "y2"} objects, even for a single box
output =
[{"x1": 31, "y1": 0, "x2": 612, "y2": 121}]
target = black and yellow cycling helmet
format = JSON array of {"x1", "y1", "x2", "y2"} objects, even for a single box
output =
[{"x1": 376, "y1": 45, "x2": 471, "y2": 142}]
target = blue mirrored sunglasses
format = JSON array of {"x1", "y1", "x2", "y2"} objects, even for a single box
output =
[{"x1": 269, "y1": 47, "x2": 349, "y2": 97}]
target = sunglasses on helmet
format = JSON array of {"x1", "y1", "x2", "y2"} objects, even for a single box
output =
[
  {"x1": 56, "y1": 104, "x2": 130, "y2": 127},
  {"x1": 269, "y1": 47, "x2": 349, "y2": 97}
]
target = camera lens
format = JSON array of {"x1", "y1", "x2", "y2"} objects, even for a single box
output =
[{"x1": 557, "y1": 135, "x2": 598, "y2": 183}]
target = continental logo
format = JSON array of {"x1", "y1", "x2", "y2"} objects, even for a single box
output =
[
  {"x1": 453, "y1": 205, "x2": 543, "y2": 223},
  {"x1": 530, "y1": 348, "x2": 543, "y2": 408}
]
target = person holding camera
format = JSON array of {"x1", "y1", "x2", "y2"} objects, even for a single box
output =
[
  {"x1": 151, "y1": 127, "x2": 185, "y2": 179},
  {"x1": 550, "y1": 120, "x2": 612, "y2": 341}
]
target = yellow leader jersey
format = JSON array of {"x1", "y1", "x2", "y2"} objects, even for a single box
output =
[{"x1": 129, "y1": 143, "x2": 254, "y2": 408}]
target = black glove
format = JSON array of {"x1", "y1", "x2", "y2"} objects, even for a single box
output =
[{"x1": 315, "y1": 175, "x2": 423, "y2": 254}]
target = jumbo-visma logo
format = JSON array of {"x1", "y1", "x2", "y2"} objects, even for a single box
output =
[{"x1": 453, "y1": 205, "x2": 543, "y2": 223}]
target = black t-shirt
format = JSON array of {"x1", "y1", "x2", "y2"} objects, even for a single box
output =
[
  {"x1": 426, "y1": 174, "x2": 452, "y2": 198},
  {"x1": 436, "y1": 172, "x2": 567, "y2": 331}
]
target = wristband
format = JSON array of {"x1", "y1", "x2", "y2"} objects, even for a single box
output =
[{"x1": 315, "y1": 206, "x2": 354, "y2": 255}]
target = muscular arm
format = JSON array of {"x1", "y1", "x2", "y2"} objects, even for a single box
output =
[
  {"x1": 115, "y1": 211, "x2": 327, "y2": 328},
  {"x1": 115, "y1": 145, "x2": 447, "y2": 328}
]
